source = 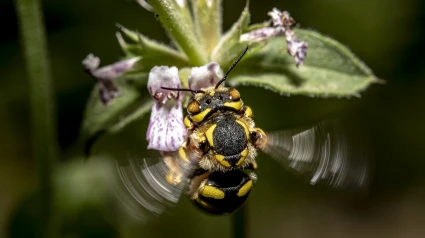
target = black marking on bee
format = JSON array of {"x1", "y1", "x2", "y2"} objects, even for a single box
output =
[
  {"x1": 213, "y1": 114, "x2": 247, "y2": 159},
  {"x1": 199, "y1": 92, "x2": 231, "y2": 109}
]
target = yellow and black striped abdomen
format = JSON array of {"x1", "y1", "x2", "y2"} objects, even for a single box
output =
[{"x1": 194, "y1": 170, "x2": 253, "y2": 215}]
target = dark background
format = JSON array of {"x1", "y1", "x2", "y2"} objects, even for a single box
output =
[{"x1": 1, "y1": 0, "x2": 425, "y2": 237}]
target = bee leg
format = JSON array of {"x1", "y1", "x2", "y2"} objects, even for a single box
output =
[
  {"x1": 163, "y1": 152, "x2": 184, "y2": 185},
  {"x1": 240, "y1": 106, "x2": 253, "y2": 118},
  {"x1": 163, "y1": 141, "x2": 194, "y2": 186},
  {"x1": 246, "y1": 161, "x2": 258, "y2": 170},
  {"x1": 188, "y1": 170, "x2": 211, "y2": 200},
  {"x1": 184, "y1": 115, "x2": 195, "y2": 130},
  {"x1": 190, "y1": 134, "x2": 210, "y2": 156},
  {"x1": 249, "y1": 127, "x2": 268, "y2": 150}
]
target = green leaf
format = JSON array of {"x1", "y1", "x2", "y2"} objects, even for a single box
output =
[
  {"x1": 117, "y1": 25, "x2": 190, "y2": 71},
  {"x1": 149, "y1": 0, "x2": 208, "y2": 65},
  {"x1": 192, "y1": 0, "x2": 222, "y2": 55},
  {"x1": 211, "y1": 5, "x2": 251, "y2": 69},
  {"x1": 80, "y1": 78, "x2": 151, "y2": 155},
  {"x1": 107, "y1": 100, "x2": 154, "y2": 134},
  {"x1": 228, "y1": 29, "x2": 378, "y2": 97}
]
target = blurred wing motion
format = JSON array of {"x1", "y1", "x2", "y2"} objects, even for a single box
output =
[
  {"x1": 112, "y1": 152, "x2": 194, "y2": 221},
  {"x1": 263, "y1": 121, "x2": 369, "y2": 190}
]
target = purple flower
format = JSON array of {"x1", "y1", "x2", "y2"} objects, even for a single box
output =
[
  {"x1": 240, "y1": 8, "x2": 308, "y2": 66},
  {"x1": 188, "y1": 62, "x2": 222, "y2": 90},
  {"x1": 146, "y1": 66, "x2": 186, "y2": 151},
  {"x1": 82, "y1": 54, "x2": 141, "y2": 105},
  {"x1": 146, "y1": 62, "x2": 221, "y2": 152}
]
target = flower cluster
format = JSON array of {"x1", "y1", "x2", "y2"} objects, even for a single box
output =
[
  {"x1": 82, "y1": 3, "x2": 308, "y2": 153},
  {"x1": 146, "y1": 63, "x2": 222, "y2": 151}
]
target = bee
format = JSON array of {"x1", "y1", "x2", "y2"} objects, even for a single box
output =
[{"x1": 115, "y1": 47, "x2": 369, "y2": 218}]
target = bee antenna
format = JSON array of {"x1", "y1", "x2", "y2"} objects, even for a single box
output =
[
  {"x1": 215, "y1": 46, "x2": 249, "y2": 89},
  {"x1": 161, "y1": 87, "x2": 205, "y2": 94}
]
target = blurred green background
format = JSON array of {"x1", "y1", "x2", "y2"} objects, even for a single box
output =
[{"x1": 1, "y1": 0, "x2": 425, "y2": 237}]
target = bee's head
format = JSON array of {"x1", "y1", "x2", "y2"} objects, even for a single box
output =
[
  {"x1": 186, "y1": 88, "x2": 242, "y2": 123},
  {"x1": 161, "y1": 46, "x2": 249, "y2": 123}
]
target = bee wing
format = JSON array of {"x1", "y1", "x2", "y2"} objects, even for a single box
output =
[
  {"x1": 112, "y1": 152, "x2": 196, "y2": 221},
  {"x1": 262, "y1": 121, "x2": 369, "y2": 190}
]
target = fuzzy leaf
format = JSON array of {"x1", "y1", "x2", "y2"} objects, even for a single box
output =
[
  {"x1": 117, "y1": 25, "x2": 189, "y2": 71},
  {"x1": 228, "y1": 29, "x2": 378, "y2": 97},
  {"x1": 211, "y1": 5, "x2": 251, "y2": 69},
  {"x1": 80, "y1": 78, "x2": 151, "y2": 155},
  {"x1": 192, "y1": 0, "x2": 222, "y2": 55}
]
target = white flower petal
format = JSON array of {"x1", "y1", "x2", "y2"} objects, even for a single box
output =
[
  {"x1": 83, "y1": 56, "x2": 141, "y2": 80},
  {"x1": 146, "y1": 101, "x2": 187, "y2": 151},
  {"x1": 268, "y1": 8, "x2": 285, "y2": 27},
  {"x1": 188, "y1": 62, "x2": 222, "y2": 90},
  {"x1": 148, "y1": 66, "x2": 182, "y2": 103},
  {"x1": 82, "y1": 54, "x2": 100, "y2": 71},
  {"x1": 240, "y1": 27, "x2": 285, "y2": 42}
]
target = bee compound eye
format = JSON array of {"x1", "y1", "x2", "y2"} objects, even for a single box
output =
[
  {"x1": 206, "y1": 98, "x2": 212, "y2": 104},
  {"x1": 218, "y1": 95, "x2": 223, "y2": 100},
  {"x1": 188, "y1": 100, "x2": 200, "y2": 114},
  {"x1": 229, "y1": 88, "x2": 240, "y2": 101}
]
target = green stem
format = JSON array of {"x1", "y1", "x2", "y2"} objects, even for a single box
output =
[
  {"x1": 14, "y1": 0, "x2": 58, "y2": 237},
  {"x1": 149, "y1": 0, "x2": 208, "y2": 66},
  {"x1": 233, "y1": 206, "x2": 247, "y2": 238}
]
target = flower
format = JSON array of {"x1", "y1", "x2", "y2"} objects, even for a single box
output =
[
  {"x1": 146, "y1": 66, "x2": 186, "y2": 151},
  {"x1": 82, "y1": 54, "x2": 140, "y2": 105},
  {"x1": 146, "y1": 63, "x2": 222, "y2": 152},
  {"x1": 188, "y1": 62, "x2": 222, "y2": 91},
  {"x1": 240, "y1": 8, "x2": 308, "y2": 66}
]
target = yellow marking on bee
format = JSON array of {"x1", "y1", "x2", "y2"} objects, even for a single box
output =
[
  {"x1": 178, "y1": 147, "x2": 188, "y2": 162},
  {"x1": 205, "y1": 124, "x2": 217, "y2": 147},
  {"x1": 223, "y1": 100, "x2": 242, "y2": 110},
  {"x1": 201, "y1": 185, "x2": 225, "y2": 199},
  {"x1": 209, "y1": 91, "x2": 215, "y2": 96},
  {"x1": 191, "y1": 108, "x2": 211, "y2": 123},
  {"x1": 215, "y1": 154, "x2": 231, "y2": 167},
  {"x1": 237, "y1": 180, "x2": 253, "y2": 197},
  {"x1": 243, "y1": 106, "x2": 253, "y2": 117},
  {"x1": 250, "y1": 161, "x2": 258, "y2": 170},
  {"x1": 184, "y1": 116, "x2": 193, "y2": 129},
  {"x1": 236, "y1": 148, "x2": 249, "y2": 166},
  {"x1": 235, "y1": 120, "x2": 250, "y2": 138}
]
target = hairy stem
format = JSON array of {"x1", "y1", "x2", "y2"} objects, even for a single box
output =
[
  {"x1": 149, "y1": 0, "x2": 208, "y2": 65},
  {"x1": 15, "y1": 0, "x2": 58, "y2": 237}
]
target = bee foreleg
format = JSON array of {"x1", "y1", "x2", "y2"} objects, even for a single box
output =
[
  {"x1": 240, "y1": 106, "x2": 253, "y2": 118},
  {"x1": 249, "y1": 127, "x2": 268, "y2": 150}
]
